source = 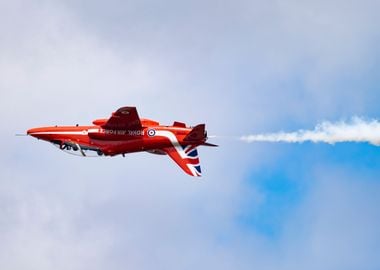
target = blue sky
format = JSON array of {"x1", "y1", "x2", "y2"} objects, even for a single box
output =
[{"x1": 1, "y1": 0, "x2": 380, "y2": 269}]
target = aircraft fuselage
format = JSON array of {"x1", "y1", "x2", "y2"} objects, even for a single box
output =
[{"x1": 27, "y1": 125, "x2": 200, "y2": 156}]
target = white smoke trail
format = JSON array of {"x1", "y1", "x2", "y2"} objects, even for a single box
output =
[{"x1": 240, "y1": 117, "x2": 380, "y2": 146}]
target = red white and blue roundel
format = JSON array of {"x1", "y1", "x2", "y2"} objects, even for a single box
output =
[{"x1": 147, "y1": 128, "x2": 156, "y2": 137}]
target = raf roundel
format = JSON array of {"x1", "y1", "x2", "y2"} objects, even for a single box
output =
[{"x1": 147, "y1": 128, "x2": 156, "y2": 137}]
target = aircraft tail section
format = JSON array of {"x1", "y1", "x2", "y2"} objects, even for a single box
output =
[
  {"x1": 184, "y1": 124, "x2": 206, "y2": 142},
  {"x1": 184, "y1": 124, "x2": 219, "y2": 147},
  {"x1": 164, "y1": 145, "x2": 202, "y2": 177}
]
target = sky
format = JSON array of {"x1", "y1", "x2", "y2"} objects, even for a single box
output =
[{"x1": 1, "y1": 0, "x2": 380, "y2": 269}]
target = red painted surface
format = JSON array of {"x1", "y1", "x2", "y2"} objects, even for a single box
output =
[{"x1": 27, "y1": 107, "x2": 217, "y2": 177}]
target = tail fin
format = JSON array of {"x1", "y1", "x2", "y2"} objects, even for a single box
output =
[
  {"x1": 164, "y1": 145, "x2": 202, "y2": 177},
  {"x1": 184, "y1": 124, "x2": 206, "y2": 142}
]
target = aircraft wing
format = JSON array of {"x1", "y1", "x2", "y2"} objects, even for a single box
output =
[
  {"x1": 164, "y1": 145, "x2": 202, "y2": 177},
  {"x1": 102, "y1": 106, "x2": 142, "y2": 130}
]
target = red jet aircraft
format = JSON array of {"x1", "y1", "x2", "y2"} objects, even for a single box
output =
[{"x1": 27, "y1": 106, "x2": 217, "y2": 177}]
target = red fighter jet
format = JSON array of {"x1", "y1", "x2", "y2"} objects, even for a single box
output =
[{"x1": 27, "y1": 106, "x2": 217, "y2": 177}]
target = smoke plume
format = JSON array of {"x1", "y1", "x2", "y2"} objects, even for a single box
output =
[{"x1": 241, "y1": 117, "x2": 380, "y2": 146}]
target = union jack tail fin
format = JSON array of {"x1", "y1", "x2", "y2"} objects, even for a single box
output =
[{"x1": 164, "y1": 144, "x2": 202, "y2": 177}]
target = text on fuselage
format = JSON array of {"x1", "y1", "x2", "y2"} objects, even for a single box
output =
[{"x1": 103, "y1": 129, "x2": 144, "y2": 136}]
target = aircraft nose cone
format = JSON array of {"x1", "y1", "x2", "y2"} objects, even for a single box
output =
[
  {"x1": 27, "y1": 127, "x2": 45, "y2": 138},
  {"x1": 27, "y1": 127, "x2": 38, "y2": 135}
]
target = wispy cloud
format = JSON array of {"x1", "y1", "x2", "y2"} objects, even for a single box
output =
[{"x1": 241, "y1": 117, "x2": 380, "y2": 146}]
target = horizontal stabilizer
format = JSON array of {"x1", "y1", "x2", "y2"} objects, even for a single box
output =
[{"x1": 202, "y1": 142, "x2": 218, "y2": 147}]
